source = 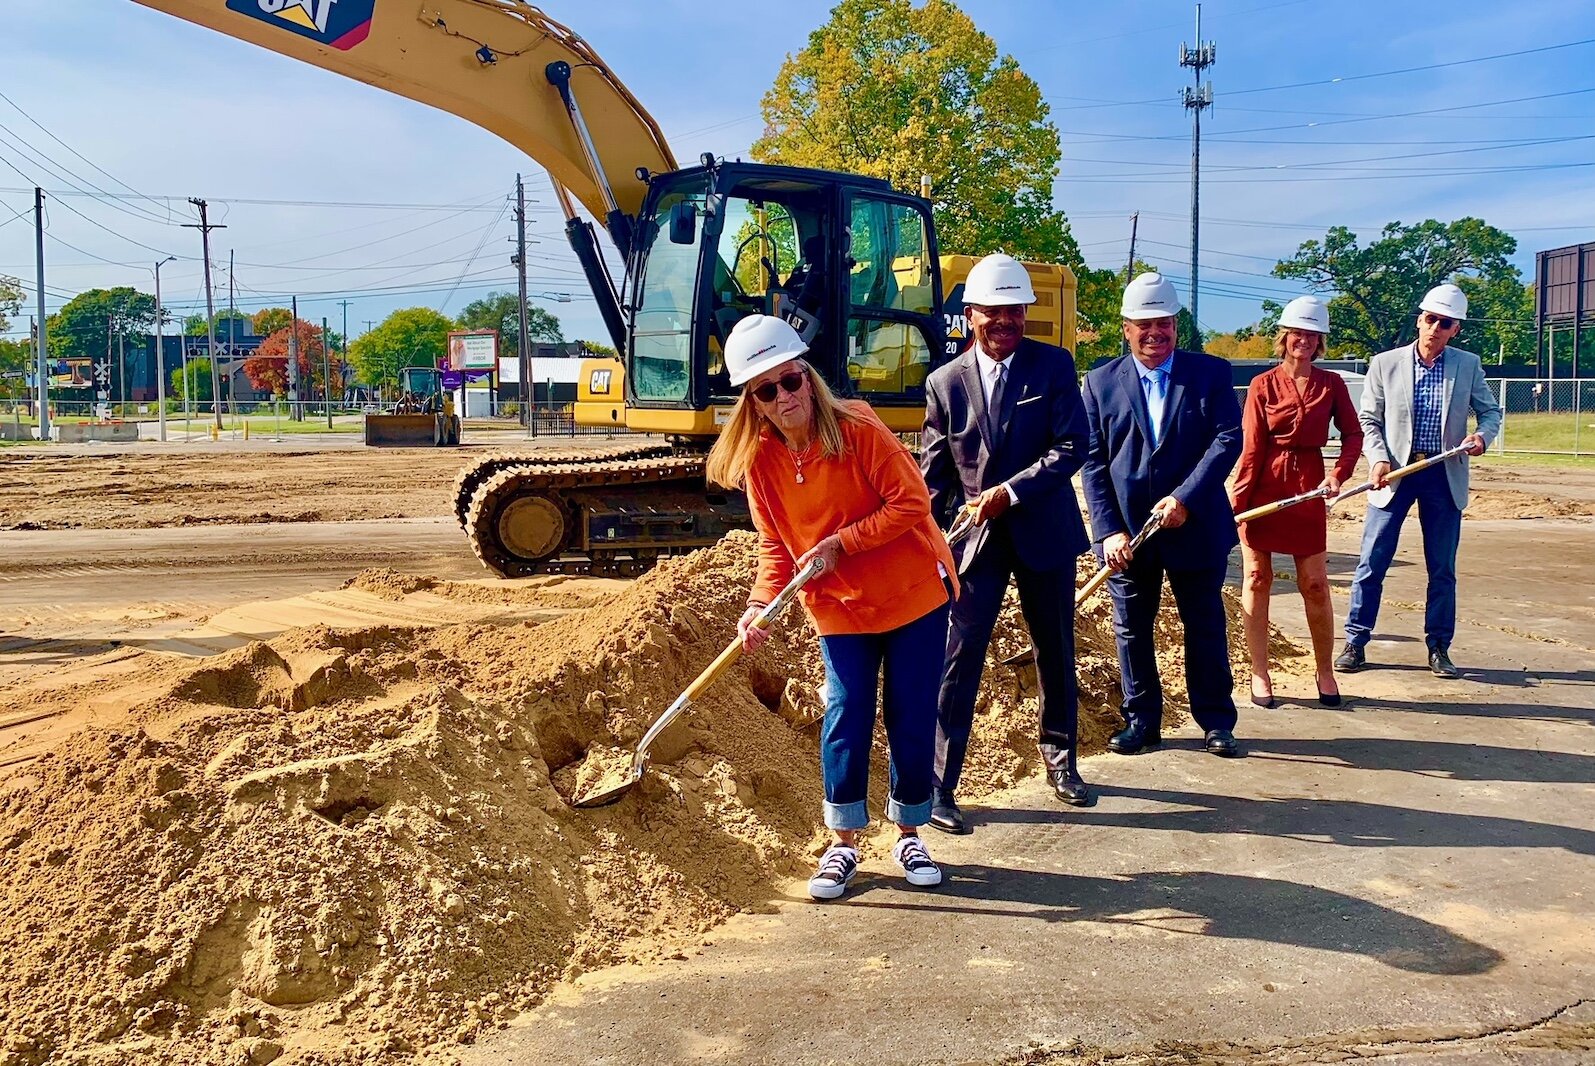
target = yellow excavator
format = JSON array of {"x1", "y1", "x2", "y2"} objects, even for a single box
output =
[{"x1": 133, "y1": 0, "x2": 1076, "y2": 576}]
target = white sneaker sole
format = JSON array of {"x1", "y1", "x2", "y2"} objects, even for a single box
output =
[
  {"x1": 808, "y1": 876, "x2": 852, "y2": 900},
  {"x1": 901, "y1": 866, "x2": 942, "y2": 887}
]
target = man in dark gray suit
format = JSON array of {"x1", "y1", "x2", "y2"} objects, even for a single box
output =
[
  {"x1": 1337, "y1": 283, "x2": 1503, "y2": 679},
  {"x1": 921, "y1": 253, "x2": 1093, "y2": 833}
]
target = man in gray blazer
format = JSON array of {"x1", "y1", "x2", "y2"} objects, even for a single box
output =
[{"x1": 1336, "y1": 283, "x2": 1503, "y2": 678}]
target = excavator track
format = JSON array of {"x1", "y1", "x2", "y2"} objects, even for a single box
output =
[
  {"x1": 449, "y1": 443, "x2": 674, "y2": 529},
  {"x1": 464, "y1": 453, "x2": 747, "y2": 577}
]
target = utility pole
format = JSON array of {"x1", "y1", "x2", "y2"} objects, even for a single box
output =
[
  {"x1": 33, "y1": 187, "x2": 49, "y2": 441},
  {"x1": 322, "y1": 317, "x2": 333, "y2": 429},
  {"x1": 1122, "y1": 212, "x2": 1140, "y2": 359},
  {"x1": 289, "y1": 295, "x2": 301, "y2": 422},
  {"x1": 338, "y1": 299, "x2": 351, "y2": 370},
  {"x1": 514, "y1": 173, "x2": 532, "y2": 435},
  {"x1": 183, "y1": 198, "x2": 225, "y2": 430},
  {"x1": 1181, "y1": 4, "x2": 1215, "y2": 344},
  {"x1": 154, "y1": 256, "x2": 174, "y2": 442},
  {"x1": 227, "y1": 249, "x2": 237, "y2": 420}
]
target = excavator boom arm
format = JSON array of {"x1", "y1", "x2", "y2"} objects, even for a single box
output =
[{"x1": 130, "y1": 0, "x2": 676, "y2": 225}]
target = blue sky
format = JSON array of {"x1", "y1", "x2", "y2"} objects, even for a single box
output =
[{"x1": 4, "y1": 0, "x2": 1594, "y2": 345}]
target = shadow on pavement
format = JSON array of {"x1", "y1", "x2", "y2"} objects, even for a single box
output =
[
  {"x1": 846, "y1": 865, "x2": 1503, "y2": 976},
  {"x1": 1344, "y1": 695, "x2": 1594, "y2": 725},
  {"x1": 977, "y1": 786, "x2": 1595, "y2": 855},
  {"x1": 1247, "y1": 736, "x2": 1595, "y2": 782}
]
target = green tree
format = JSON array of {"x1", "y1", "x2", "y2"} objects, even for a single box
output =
[
  {"x1": 183, "y1": 309, "x2": 253, "y2": 337},
  {"x1": 46, "y1": 288, "x2": 156, "y2": 365},
  {"x1": 172, "y1": 359, "x2": 214, "y2": 402},
  {"x1": 1272, "y1": 218, "x2": 1522, "y2": 359},
  {"x1": 577, "y1": 339, "x2": 617, "y2": 357},
  {"x1": 0, "y1": 275, "x2": 22, "y2": 335},
  {"x1": 0, "y1": 336, "x2": 29, "y2": 399},
  {"x1": 753, "y1": 0, "x2": 1120, "y2": 363},
  {"x1": 348, "y1": 307, "x2": 456, "y2": 389},
  {"x1": 252, "y1": 307, "x2": 293, "y2": 336},
  {"x1": 457, "y1": 292, "x2": 565, "y2": 351}
]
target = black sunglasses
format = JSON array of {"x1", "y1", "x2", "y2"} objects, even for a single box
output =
[
  {"x1": 750, "y1": 371, "x2": 806, "y2": 403},
  {"x1": 1423, "y1": 313, "x2": 1456, "y2": 330}
]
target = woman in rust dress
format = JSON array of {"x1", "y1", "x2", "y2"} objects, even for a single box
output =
[{"x1": 1231, "y1": 296, "x2": 1363, "y2": 707}]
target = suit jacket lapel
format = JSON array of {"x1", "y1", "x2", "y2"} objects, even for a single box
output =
[
  {"x1": 960, "y1": 353, "x2": 993, "y2": 454},
  {"x1": 994, "y1": 345, "x2": 1028, "y2": 434},
  {"x1": 1440, "y1": 345, "x2": 1458, "y2": 441},
  {"x1": 1155, "y1": 355, "x2": 1186, "y2": 453},
  {"x1": 1120, "y1": 355, "x2": 1154, "y2": 449}
]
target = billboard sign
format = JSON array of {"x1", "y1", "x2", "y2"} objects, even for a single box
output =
[{"x1": 448, "y1": 331, "x2": 498, "y2": 371}]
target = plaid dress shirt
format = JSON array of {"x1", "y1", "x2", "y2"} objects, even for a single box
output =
[{"x1": 1412, "y1": 347, "x2": 1445, "y2": 455}]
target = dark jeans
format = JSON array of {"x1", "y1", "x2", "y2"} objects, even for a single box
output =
[
  {"x1": 1107, "y1": 553, "x2": 1237, "y2": 732},
  {"x1": 935, "y1": 529, "x2": 1078, "y2": 796},
  {"x1": 1344, "y1": 464, "x2": 1462, "y2": 652},
  {"x1": 816, "y1": 596, "x2": 951, "y2": 830}
]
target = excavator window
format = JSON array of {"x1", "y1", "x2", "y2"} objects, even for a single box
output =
[
  {"x1": 631, "y1": 182, "x2": 710, "y2": 403},
  {"x1": 845, "y1": 196, "x2": 940, "y2": 396}
]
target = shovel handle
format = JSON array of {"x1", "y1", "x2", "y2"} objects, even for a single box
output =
[
  {"x1": 1329, "y1": 443, "x2": 1471, "y2": 509},
  {"x1": 1076, "y1": 514, "x2": 1161, "y2": 605},
  {"x1": 1234, "y1": 486, "x2": 1330, "y2": 525},
  {"x1": 681, "y1": 556, "x2": 824, "y2": 705}
]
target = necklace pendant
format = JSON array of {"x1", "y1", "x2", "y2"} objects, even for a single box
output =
[{"x1": 795, "y1": 472, "x2": 805, "y2": 484}]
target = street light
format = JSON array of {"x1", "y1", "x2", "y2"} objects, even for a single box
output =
[
  {"x1": 530, "y1": 291, "x2": 572, "y2": 303},
  {"x1": 153, "y1": 256, "x2": 175, "y2": 442}
]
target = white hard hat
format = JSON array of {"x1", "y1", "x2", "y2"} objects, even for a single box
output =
[
  {"x1": 963, "y1": 253, "x2": 1036, "y2": 306},
  {"x1": 1419, "y1": 283, "x2": 1468, "y2": 320},
  {"x1": 1278, "y1": 295, "x2": 1330, "y2": 334},
  {"x1": 1121, "y1": 272, "x2": 1182, "y2": 320},
  {"x1": 725, "y1": 314, "x2": 808, "y2": 387}
]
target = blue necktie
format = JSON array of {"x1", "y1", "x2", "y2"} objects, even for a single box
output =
[{"x1": 1146, "y1": 368, "x2": 1168, "y2": 447}]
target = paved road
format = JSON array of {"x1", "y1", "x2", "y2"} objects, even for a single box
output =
[{"x1": 464, "y1": 517, "x2": 1595, "y2": 1065}]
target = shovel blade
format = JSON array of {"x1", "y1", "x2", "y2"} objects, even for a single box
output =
[{"x1": 570, "y1": 766, "x2": 644, "y2": 809}]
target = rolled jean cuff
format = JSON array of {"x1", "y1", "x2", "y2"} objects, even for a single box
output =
[
  {"x1": 823, "y1": 799, "x2": 869, "y2": 831},
  {"x1": 887, "y1": 795, "x2": 931, "y2": 827}
]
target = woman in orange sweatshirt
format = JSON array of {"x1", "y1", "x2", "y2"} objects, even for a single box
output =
[{"x1": 706, "y1": 315, "x2": 957, "y2": 902}]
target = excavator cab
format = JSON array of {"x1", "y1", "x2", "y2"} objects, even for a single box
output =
[{"x1": 624, "y1": 162, "x2": 946, "y2": 437}]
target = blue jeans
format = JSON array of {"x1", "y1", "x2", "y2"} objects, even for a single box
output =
[
  {"x1": 1344, "y1": 464, "x2": 1462, "y2": 652},
  {"x1": 817, "y1": 597, "x2": 951, "y2": 831}
]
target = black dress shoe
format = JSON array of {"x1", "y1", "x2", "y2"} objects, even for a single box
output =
[
  {"x1": 928, "y1": 792, "x2": 969, "y2": 835},
  {"x1": 1249, "y1": 686, "x2": 1276, "y2": 709},
  {"x1": 1107, "y1": 719, "x2": 1162, "y2": 755},
  {"x1": 1429, "y1": 647, "x2": 1460, "y2": 679},
  {"x1": 1038, "y1": 743, "x2": 1093, "y2": 807},
  {"x1": 1204, "y1": 729, "x2": 1240, "y2": 757},
  {"x1": 1318, "y1": 689, "x2": 1343, "y2": 708},
  {"x1": 1334, "y1": 644, "x2": 1366, "y2": 672}
]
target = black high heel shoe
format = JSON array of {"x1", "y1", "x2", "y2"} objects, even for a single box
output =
[
  {"x1": 1249, "y1": 683, "x2": 1276, "y2": 709},
  {"x1": 1318, "y1": 685, "x2": 1343, "y2": 707}
]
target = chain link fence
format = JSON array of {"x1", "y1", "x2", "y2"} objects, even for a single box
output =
[
  {"x1": 1, "y1": 398, "x2": 623, "y2": 441},
  {"x1": 1490, "y1": 378, "x2": 1593, "y2": 458}
]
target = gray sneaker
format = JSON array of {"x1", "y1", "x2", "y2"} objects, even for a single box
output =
[{"x1": 807, "y1": 843, "x2": 858, "y2": 900}]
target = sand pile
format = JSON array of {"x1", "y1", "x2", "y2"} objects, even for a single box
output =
[{"x1": 0, "y1": 532, "x2": 1294, "y2": 1064}]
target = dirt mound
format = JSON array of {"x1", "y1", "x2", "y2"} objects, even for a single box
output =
[
  {"x1": 1329, "y1": 486, "x2": 1595, "y2": 524},
  {"x1": 0, "y1": 533, "x2": 1295, "y2": 1064}
]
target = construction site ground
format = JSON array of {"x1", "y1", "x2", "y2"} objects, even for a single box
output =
[{"x1": 0, "y1": 439, "x2": 1591, "y2": 1064}]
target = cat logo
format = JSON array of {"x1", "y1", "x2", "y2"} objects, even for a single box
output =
[
  {"x1": 226, "y1": 0, "x2": 375, "y2": 51},
  {"x1": 589, "y1": 368, "x2": 613, "y2": 395}
]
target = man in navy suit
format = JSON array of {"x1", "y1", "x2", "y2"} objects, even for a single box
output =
[
  {"x1": 921, "y1": 253, "x2": 1094, "y2": 833},
  {"x1": 1081, "y1": 273, "x2": 1244, "y2": 757}
]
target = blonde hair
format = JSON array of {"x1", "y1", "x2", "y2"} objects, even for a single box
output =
[
  {"x1": 705, "y1": 360, "x2": 860, "y2": 489},
  {"x1": 1273, "y1": 328, "x2": 1326, "y2": 361}
]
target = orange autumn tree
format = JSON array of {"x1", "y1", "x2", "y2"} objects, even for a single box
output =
[{"x1": 242, "y1": 320, "x2": 343, "y2": 397}]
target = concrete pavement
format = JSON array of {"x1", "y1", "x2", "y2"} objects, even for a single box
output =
[{"x1": 464, "y1": 516, "x2": 1595, "y2": 1065}]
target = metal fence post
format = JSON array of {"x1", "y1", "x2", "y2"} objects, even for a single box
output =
[
  {"x1": 1576, "y1": 381, "x2": 1583, "y2": 458},
  {"x1": 1496, "y1": 379, "x2": 1507, "y2": 455}
]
